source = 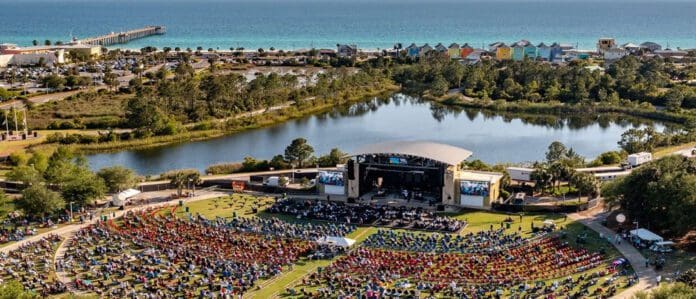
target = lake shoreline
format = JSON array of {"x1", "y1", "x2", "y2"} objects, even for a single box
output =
[
  {"x1": 64, "y1": 84, "x2": 399, "y2": 155},
  {"x1": 428, "y1": 93, "x2": 696, "y2": 126}
]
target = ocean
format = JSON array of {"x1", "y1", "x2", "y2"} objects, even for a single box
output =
[{"x1": 0, "y1": 0, "x2": 695, "y2": 51}]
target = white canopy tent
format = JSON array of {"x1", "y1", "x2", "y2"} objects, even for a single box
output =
[
  {"x1": 112, "y1": 188, "x2": 141, "y2": 207},
  {"x1": 630, "y1": 228, "x2": 663, "y2": 242},
  {"x1": 316, "y1": 236, "x2": 356, "y2": 248}
]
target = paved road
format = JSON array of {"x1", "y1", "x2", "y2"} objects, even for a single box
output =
[{"x1": 569, "y1": 208, "x2": 658, "y2": 298}]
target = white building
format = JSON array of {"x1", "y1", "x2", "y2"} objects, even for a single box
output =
[{"x1": 603, "y1": 48, "x2": 630, "y2": 61}]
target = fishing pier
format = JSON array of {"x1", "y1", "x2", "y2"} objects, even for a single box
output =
[{"x1": 77, "y1": 25, "x2": 166, "y2": 46}]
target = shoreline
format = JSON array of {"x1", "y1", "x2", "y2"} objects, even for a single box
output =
[{"x1": 429, "y1": 93, "x2": 696, "y2": 126}]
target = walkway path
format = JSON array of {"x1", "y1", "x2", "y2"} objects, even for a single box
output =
[{"x1": 569, "y1": 207, "x2": 658, "y2": 298}]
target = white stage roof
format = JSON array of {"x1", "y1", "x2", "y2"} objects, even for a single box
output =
[{"x1": 352, "y1": 141, "x2": 472, "y2": 166}]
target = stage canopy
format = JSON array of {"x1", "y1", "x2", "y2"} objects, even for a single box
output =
[
  {"x1": 351, "y1": 141, "x2": 472, "y2": 166},
  {"x1": 630, "y1": 228, "x2": 663, "y2": 242},
  {"x1": 316, "y1": 236, "x2": 356, "y2": 247}
]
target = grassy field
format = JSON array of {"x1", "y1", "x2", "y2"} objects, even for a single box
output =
[{"x1": 28, "y1": 92, "x2": 128, "y2": 129}]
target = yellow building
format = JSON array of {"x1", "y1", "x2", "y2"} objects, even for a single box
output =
[{"x1": 496, "y1": 44, "x2": 512, "y2": 60}]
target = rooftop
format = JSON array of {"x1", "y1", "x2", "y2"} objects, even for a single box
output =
[{"x1": 352, "y1": 141, "x2": 473, "y2": 166}]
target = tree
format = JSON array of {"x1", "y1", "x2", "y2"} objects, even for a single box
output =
[
  {"x1": 635, "y1": 283, "x2": 696, "y2": 299},
  {"x1": 19, "y1": 185, "x2": 65, "y2": 217},
  {"x1": 0, "y1": 280, "x2": 39, "y2": 299},
  {"x1": 569, "y1": 172, "x2": 599, "y2": 199},
  {"x1": 0, "y1": 190, "x2": 10, "y2": 219},
  {"x1": 32, "y1": 40, "x2": 38, "y2": 46},
  {"x1": 124, "y1": 96, "x2": 168, "y2": 135},
  {"x1": 545, "y1": 141, "x2": 568, "y2": 163},
  {"x1": 60, "y1": 169, "x2": 107, "y2": 206},
  {"x1": 530, "y1": 162, "x2": 552, "y2": 193},
  {"x1": 27, "y1": 151, "x2": 49, "y2": 173},
  {"x1": 618, "y1": 127, "x2": 659, "y2": 154},
  {"x1": 602, "y1": 155, "x2": 696, "y2": 236},
  {"x1": 6, "y1": 165, "x2": 43, "y2": 185},
  {"x1": 97, "y1": 166, "x2": 138, "y2": 193},
  {"x1": 164, "y1": 169, "x2": 201, "y2": 197},
  {"x1": 284, "y1": 138, "x2": 314, "y2": 168},
  {"x1": 103, "y1": 71, "x2": 119, "y2": 91},
  {"x1": 664, "y1": 86, "x2": 686, "y2": 111},
  {"x1": 44, "y1": 40, "x2": 51, "y2": 46},
  {"x1": 591, "y1": 151, "x2": 623, "y2": 166},
  {"x1": 317, "y1": 148, "x2": 348, "y2": 167},
  {"x1": 42, "y1": 74, "x2": 66, "y2": 90}
]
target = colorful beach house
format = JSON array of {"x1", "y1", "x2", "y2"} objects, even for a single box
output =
[
  {"x1": 496, "y1": 43, "x2": 512, "y2": 60},
  {"x1": 511, "y1": 41, "x2": 527, "y2": 61},
  {"x1": 419, "y1": 44, "x2": 433, "y2": 57},
  {"x1": 406, "y1": 43, "x2": 420, "y2": 58},
  {"x1": 549, "y1": 42, "x2": 564, "y2": 62},
  {"x1": 524, "y1": 43, "x2": 537, "y2": 59},
  {"x1": 434, "y1": 43, "x2": 448, "y2": 54},
  {"x1": 448, "y1": 43, "x2": 460, "y2": 59},
  {"x1": 460, "y1": 43, "x2": 474, "y2": 59},
  {"x1": 537, "y1": 43, "x2": 551, "y2": 61}
]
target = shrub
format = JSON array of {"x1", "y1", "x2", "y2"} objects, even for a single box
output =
[{"x1": 205, "y1": 163, "x2": 243, "y2": 175}]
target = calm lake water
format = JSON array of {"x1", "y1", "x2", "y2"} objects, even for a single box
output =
[{"x1": 86, "y1": 94, "x2": 666, "y2": 174}]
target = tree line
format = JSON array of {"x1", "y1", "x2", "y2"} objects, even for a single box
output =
[{"x1": 393, "y1": 55, "x2": 696, "y2": 110}]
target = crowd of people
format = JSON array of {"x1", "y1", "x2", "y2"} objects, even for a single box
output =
[
  {"x1": 293, "y1": 234, "x2": 618, "y2": 298},
  {"x1": 0, "y1": 234, "x2": 67, "y2": 296},
  {"x1": 268, "y1": 199, "x2": 467, "y2": 233},
  {"x1": 58, "y1": 206, "x2": 350, "y2": 297},
  {"x1": 201, "y1": 215, "x2": 355, "y2": 241},
  {"x1": 363, "y1": 229, "x2": 527, "y2": 254}
]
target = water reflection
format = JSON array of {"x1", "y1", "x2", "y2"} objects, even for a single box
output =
[{"x1": 87, "y1": 93, "x2": 669, "y2": 175}]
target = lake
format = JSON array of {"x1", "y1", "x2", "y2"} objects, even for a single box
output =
[{"x1": 86, "y1": 94, "x2": 666, "y2": 174}]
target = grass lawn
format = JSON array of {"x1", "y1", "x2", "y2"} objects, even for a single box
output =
[{"x1": 653, "y1": 141, "x2": 696, "y2": 159}]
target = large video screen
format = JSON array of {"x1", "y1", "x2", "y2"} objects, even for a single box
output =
[
  {"x1": 459, "y1": 180, "x2": 489, "y2": 197},
  {"x1": 317, "y1": 171, "x2": 344, "y2": 186},
  {"x1": 388, "y1": 157, "x2": 408, "y2": 165}
]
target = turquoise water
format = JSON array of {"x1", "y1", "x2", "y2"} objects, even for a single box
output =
[{"x1": 1, "y1": 0, "x2": 695, "y2": 50}]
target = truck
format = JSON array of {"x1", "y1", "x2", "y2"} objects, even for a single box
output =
[
  {"x1": 263, "y1": 176, "x2": 288, "y2": 187},
  {"x1": 506, "y1": 167, "x2": 534, "y2": 182},
  {"x1": 627, "y1": 152, "x2": 652, "y2": 167}
]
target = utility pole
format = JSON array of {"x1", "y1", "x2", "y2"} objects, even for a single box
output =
[{"x1": 3, "y1": 110, "x2": 9, "y2": 136}]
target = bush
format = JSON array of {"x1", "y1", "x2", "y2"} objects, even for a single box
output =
[
  {"x1": 8, "y1": 152, "x2": 28, "y2": 166},
  {"x1": 205, "y1": 163, "x2": 243, "y2": 175},
  {"x1": 192, "y1": 121, "x2": 217, "y2": 131}
]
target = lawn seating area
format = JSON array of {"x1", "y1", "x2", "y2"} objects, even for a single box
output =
[
  {"x1": 60, "y1": 204, "x2": 351, "y2": 297},
  {"x1": 0, "y1": 234, "x2": 66, "y2": 296},
  {"x1": 289, "y1": 233, "x2": 634, "y2": 298},
  {"x1": 268, "y1": 198, "x2": 466, "y2": 233}
]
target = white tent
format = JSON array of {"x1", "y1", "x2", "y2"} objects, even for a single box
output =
[
  {"x1": 112, "y1": 188, "x2": 141, "y2": 207},
  {"x1": 630, "y1": 228, "x2": 663, "y2": 242},
  {"x1": 316, "y1": 236, "x2": 356, "y2": 248}
]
